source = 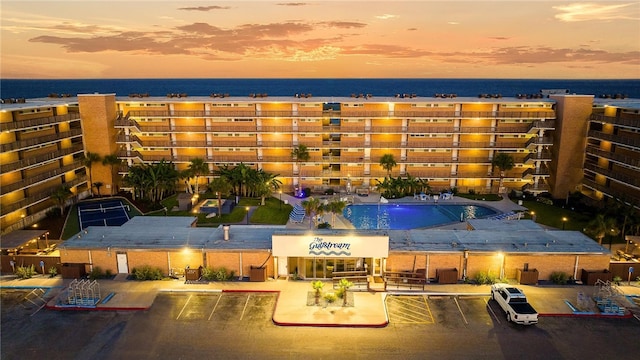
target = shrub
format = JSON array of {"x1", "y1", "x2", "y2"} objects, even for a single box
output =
[
  {"x1": 89, "y1": 266, "x2": 104, "y2": 280},
  {"x1": 474, "y1": 271, "x2": 498, "y2": 285},
  {"x1": 550, "y1": 271, "x2": 569, "y2": 285},
  {"x1": 15, "y1": 265, "x2": 36, "y2": 279},
  {"x1": 48, "y1": 266, "x2": 58, "y2": 277},
  {"x1": 324, "y1": 189, "x2": 335, "y2": 195},
  {"x1": 317, "y1": 222, "x2": 331, "y2": 229},
  {"x1": 536, "y1": 197, "x2": 553, "y2": 205},
  {"x1": 201, "y1": 266, "x2": 235, "y2": 281},
  {"x1": 468, "y1": 189, "x2": 476, "y2": 195},
  {"x1": 613, "y1": 276, "x2": 622, "y2": 286},
  {"x1": 132, "y1": 265, "x2": 164, "y2": 280},
  {"x1": 324, "y1": 293, "x2": 337, "y2": 303}
]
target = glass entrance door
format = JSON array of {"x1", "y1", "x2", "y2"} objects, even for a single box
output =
[{"x1": 304, "y1": 258, "x2": 361, "y2": 278}]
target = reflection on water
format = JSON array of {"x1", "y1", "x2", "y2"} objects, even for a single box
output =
[{"x1": 343, "y1": 204, "x2": 496, "y2": 230}]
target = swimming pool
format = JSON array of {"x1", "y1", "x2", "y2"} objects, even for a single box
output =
[{"x1": 343, "y1": 204, "x2": 497, "y2": 230}]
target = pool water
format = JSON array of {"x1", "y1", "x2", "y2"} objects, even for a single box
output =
[{"x1": 343, "y1": 204, "x2": 497, "y2": 230}]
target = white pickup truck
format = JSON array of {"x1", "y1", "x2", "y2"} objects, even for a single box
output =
[{"x1": 491, "y1": 283, "x2": 538, "y2": 325}]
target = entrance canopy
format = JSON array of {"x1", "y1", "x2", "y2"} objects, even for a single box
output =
[{"x1": 272, "y1": 233, "x2": 389, "y2": 258}]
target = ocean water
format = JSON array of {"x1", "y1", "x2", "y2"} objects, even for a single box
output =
[{"x1": 1, "y1": 78, "x2": 639, "y2": 99}]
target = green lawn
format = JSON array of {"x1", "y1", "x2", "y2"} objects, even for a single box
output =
[
  {"x1": 456, "y1": 193, "x2": 502, "y2": 201},
  {"x1": 519, "y1": 200, "x2": 591, "y2": 232}
]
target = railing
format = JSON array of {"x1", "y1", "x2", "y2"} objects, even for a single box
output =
[
  {"x1": 582, "y1": 179, "x2": 640, "y2": 204},
  {"x1": 590, "y1": 114, "x2": 640, "y2": 128},
  {"x1": 525, "y1": 136, "x2": 554, "y2": 148},
  {"x1": 584, "y1": 163, "x2": 640, "y2": 188},
  {"x1": 1, "y1": 161, "x2": 85, "y2": 195},
  {"x1": 259, "y1": 141, "x2": 293, "y2": 147},
  {"x1": 588, "y1": 130, "x2": 640, "y2": 149},
  {"x1": 123, "y1": 109, "x2": 555, "y2": 119},
  {"x1": 522, "y1": 167, "x2": 550, "y2": 178},
  {"x1": 0, "y1": 175, "x2": 88, "y2": 215},
  {"x1": 0, "y1": 129, "x2": 83, "y2": 152},
  {"x1": 1, "y1": 144, "x2": 84, "y2": 173},
  {"x1": 521, "y1": 182, "x2": 550, "y2": 193},
  {"x1": 585, "y1": 145, "x2": 640, "y2": 169},
  {"x1": 524, "y1": 151, "x2": 552, "y2": 163},
  {"x1": 0, "y1": 112, "x2": 81, "y2": 132}
]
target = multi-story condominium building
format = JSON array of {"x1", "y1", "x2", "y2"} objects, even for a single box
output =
[
  {"x1": 1, "y1": 92, "x2": 638, "y2": 234},
  {"x1": 582, "y1": 99, "x2": 640, "y2": 205},
  {"x1": 1, "y1": 99, "x2": 88, "y2": 233}
]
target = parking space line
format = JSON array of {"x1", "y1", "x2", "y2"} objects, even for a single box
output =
[
  {"x1": 485, "y1": 298, "x2": 501, "y2": 324},
  {"x1": 239, "y1": 294, "x2": 250, "y2": 321},
  {"x1": 208, "y1": 294, "x2": 222, "y2": 321},
  {"x1": 176, "y1": 294, "x2": 192, "y2": 320},
  {"x1": 454, "y1": 296, "x2": 468, "y2": 325},
  {"x1": 423, "y1": 295, "x2": 435, "y2": 323}
]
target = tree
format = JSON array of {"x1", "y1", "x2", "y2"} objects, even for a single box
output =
[
  {"x1": 379, "y1": 153, "x2": 397, "y2": 177},
  {"x1": 326, "y1": 200, "x2": 347, "y2": 228},
  {"x1": 208, "y1": 177, "x2": 233, "y2": 216},
  {"x1": 93, "y1": 181, "x2": 104, "y2": 196},
  {"x1": 337, "y1": 278, "x2": 353, "y2": 307},
  {"x1": 301, "y1": 197, "x2": 321, "y2": 229},
  {"x1": 491, "y1": 152, "x2": 514, "y2": 194},
  {"x1": 585, "y1": 214, "x2": 620, "y2": 245},
  {"x1": 187, "y1": 157, "x2": 210, "y2": 195},
  {"x1": 50, "y1": 185, "x2": 72, "y2": 215},
  {"x1": 255, "y1": 169, "x2": 282, "y2": 205},
  {"x1": 311, "y1": 280, "x2": 324, "y2": 305},
  {"x1": 83, "y1": 152, "x2": 102, "y2": 196},
  {"x1": 291, "y1": 144, "x2": 310, "y2": 196},
  {"x1": 102, "y1": 153, "x2": 122, "y2": 195}
]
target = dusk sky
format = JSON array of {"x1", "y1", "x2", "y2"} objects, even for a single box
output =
[{"x1": 1, "y1": 1, "x2": 639, "y2": 79}]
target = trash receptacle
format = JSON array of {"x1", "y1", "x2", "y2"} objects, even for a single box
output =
[{"x1": 250, "y1": 266, "x2": 266, "y2": 282}]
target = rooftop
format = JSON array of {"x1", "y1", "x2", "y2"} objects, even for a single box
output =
[{"x1": 63, "y1": 217, "x2": 609, "y2": 255}]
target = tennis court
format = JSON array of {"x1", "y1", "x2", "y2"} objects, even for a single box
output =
[{"x1": 77, "y1": 200, "x2": 131, "y2": 229}]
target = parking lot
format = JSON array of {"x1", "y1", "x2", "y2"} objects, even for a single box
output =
[{"x1": 2, "y1": 289, "x2": 640, "y2": 359}]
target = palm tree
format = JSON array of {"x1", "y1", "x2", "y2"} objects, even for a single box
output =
[
  {"x1": 208, "y1": 177, "x2": 233, "y2": 217},
  {"x1": 50, "y1": 185, "x2": 72, "y2": 215},
  {"x1": 491, "y1": 152, "x2": 514, "y2": 194},
  {"x1": 187, "y1": 157, "x2": 210, "y2": 195},
  {"x1": 291, "y1": 144, "x2": 310, "y2": 196},
  {"x1": 585, "y1": 214, "x2": 620, "y2": 245},
  {"x1": 379, "y1": 153, "x2": 397, "y2": 177},
  {"x1": 301, "y1": 197, "x2": 321, "y2": 229},
  {"x1": 326, "y1": 200, "x2": 347, "y2": 228},
  {"x1": 337, "y1": 278, "x2": 353, "y2": 307},
  {"x1": 83, "y1": 152, "x2": 101, "y2": 196},
  {"x1": 255, "y1": 170, "x2": 282, "y2": 205},
  {"x1": 102, "y1": 153, "x2": 122, "y2": 195},
  {"x1": 93, "y1": 181, "x2": 104, "y2": 196}
]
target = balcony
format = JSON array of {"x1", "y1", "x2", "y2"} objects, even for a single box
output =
[
  {"x1": 0, "y1": 175, "x2": 88, "y2": 216},
  {"x1": 585, "y1": 145, "x2": 640, "y2": 169},
  {"x1": 590, "y1": 114, "x2": 640, "y2": 129},
  {"x1": 0, "y1": 112, "x2": 81, "y2": 132},
  {"x1": 1, "y1": 161, "x2": 85, "y2": 195},
  {"x1": 582, "y1": 179, "x2": 640, "y2": 204},
  {"x1": 368, "y1": 126, "x2": 406, "y2": 133},
  {"x1": 259, "y1": 125, "x2": 294, "y2": 132},
  {"x1": 525, "y1": 136, "x2": 554, "y2": 149},
  {"x1": 258, "y1": 141, "x2": 293, "y2": 147},
  {"x1": 588, "y1": 130, "x2": 640, "y2": 150},
  {"x1": 522, "y1": 167, "x2": 550, "y2": 178},
  {"x1": 584, "y1": 163, "x2": 640, "y2": 188},
  {"x1": 521, "y1": 182, "x2": 550, "y2": 193},
  {"x1": 1, "y1": 129, "x2": 83, "y2": 152},
  {"x1": 524, "y1": 151, "x2": 552, "y2": 164},
  {"x1": 528, "y1": 120, "x2": 555, "y2": 132},
  {"x1": 1, "y1": 144, "x2": 84, "y2": 173}
]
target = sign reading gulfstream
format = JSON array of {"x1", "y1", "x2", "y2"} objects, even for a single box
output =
[
  {"x1": 308, "y1": 237, "x2": 351, "y2": 256},
  {"x1": 271, "y1": 234, "x2": 389, "y2": 258}
]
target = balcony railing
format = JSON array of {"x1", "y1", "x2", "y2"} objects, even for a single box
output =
[
  {"x1": 584, "y1": 163, "x2": 640, "y2": 188},
  {"x1": 1, "y1": 129, "x2": 83, "y2": 152},
  {"x1": 588, "y1": 130, "x2": 640, "y2": 150},
  {"x1": 582, "y1": 179, "x2": 640, "y2": 204},
  {"x1": 585, "y1": 145, "x2": 640, "y2": 169},
  {"x1": 524, "y1": 151, "x2": 552, "y2": 163},
  {"x1": 0, "y1": 175, "x2": 88, "y2": 215},
  {"x1": 590, "y1": 114, "x2": 640, "y2": 128},
  {"x1": 1, "y1": 161, "x2": 85, "y2": 195},
  {"x1": 0, "y1": 112, "x2": 81, "y2": 132},
  {"x1": 1, "y1": 144, "x2": 84, "y2": 173},
  {"x1": 123, "y1": 109, "x2": 555, "y2": 119},
  {"x1": 522, "y1": 167, "x2": 550, "y2": 178}
]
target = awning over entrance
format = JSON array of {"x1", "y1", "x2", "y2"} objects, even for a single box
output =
[{"x1": 272, "y1": 234, "x2": 389, "y2": 258}]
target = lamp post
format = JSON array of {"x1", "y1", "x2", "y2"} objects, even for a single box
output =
[
  {"x1": 530, "y1": 211, "x2": 536, "y2": 222},
  {"x1": 246, "y1": 206, "x2": 250, "y2": 225},
  {"x1": 562, "y1": 217, "x2": 568, "y2": 230},
  {"x1": 279, "y1": 190, "x2": 282, "y2": 210}
]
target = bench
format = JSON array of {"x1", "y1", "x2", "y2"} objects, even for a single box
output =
[
  {"x1": 383, "y1": 271, "x2": 427, "y2": 291},
  {"x1": 331, "y1": 271, "x2": 370, "y2": 291}
]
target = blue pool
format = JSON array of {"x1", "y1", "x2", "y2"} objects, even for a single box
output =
[{"x1": 343, "y1": 204, "x2": 497, "y2": 230}]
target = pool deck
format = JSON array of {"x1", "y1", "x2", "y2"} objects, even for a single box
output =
[{"x1": 281, "y1": 192, "x2": 526, "y2": 230}]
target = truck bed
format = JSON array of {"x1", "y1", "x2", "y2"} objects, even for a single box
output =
[{"x1": 509, "y1": 302, "x2": 537, "y2": 315}]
